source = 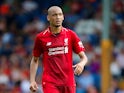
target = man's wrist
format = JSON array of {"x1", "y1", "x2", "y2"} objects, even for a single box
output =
[
  {"x1": 30, "y1": 79, "x2": 35, "y2": 83},
  {"x1": 79, "y1": 61, "x2": 85, "y2": 67}
]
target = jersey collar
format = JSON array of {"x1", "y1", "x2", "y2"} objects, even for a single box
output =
[{"x1": 48, "y1": 26, "x2": 64, "y2": 36}]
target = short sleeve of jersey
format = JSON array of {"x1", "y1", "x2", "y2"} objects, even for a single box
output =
[
  {"x1": 33, "y1": 34, "x2": 42, "y2": 57},
  {"x1": 71, "y1": 31, "x2": 85, "y2": 54}
]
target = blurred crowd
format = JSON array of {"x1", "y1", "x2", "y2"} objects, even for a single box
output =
[{"x1": 0, "y1": 0, "x2": 124, "y2": 93}]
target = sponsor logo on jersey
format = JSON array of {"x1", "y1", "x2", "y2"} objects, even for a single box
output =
[
  {"x1": 46, "y1": 42, "x2": 52, "y2": 46},
  {"x1": 47, "y1": 38, "x2": 69, "y2": 56},
  {"x1": 48, "y1": 46, "x2": 68, "y2": 56}
]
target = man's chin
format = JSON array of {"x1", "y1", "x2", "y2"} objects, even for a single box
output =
[{"x1": 55, "y1": 25, "x2": 61, "y2": 27}]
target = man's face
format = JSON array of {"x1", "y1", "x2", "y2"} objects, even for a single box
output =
[{"x1": 47, "y1": 8, "x2": 64, "y2": 27}]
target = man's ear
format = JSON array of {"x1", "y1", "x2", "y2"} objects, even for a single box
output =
[
  {"x1": 47, "y1": 15, "x2": 50, "y2": 21},
  {"x1": 63, "y1": 15, "x2": 64, "y2": 21}
]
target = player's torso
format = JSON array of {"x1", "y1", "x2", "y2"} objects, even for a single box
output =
[
  {"x1": 41, "y1": 29, "x2": 73, "y2": 66},
  {"x1": 40, "y1": 28, "x2": 74, "y2": 85}
]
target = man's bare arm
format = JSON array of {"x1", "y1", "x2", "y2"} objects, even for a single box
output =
[
  {"x1": 78, "y1": 51, "x2": 88, "y2": 66},
  {"x1": 73, "y1": 51, "x2": 88, "y2": 75},
  {"x1": 30, "y1": 56, "x2": 39, "y2": 92}
]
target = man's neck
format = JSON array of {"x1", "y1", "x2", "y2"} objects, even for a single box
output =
[{"x1": 50, "y1": 26, "x2": 62, "y2": 34}]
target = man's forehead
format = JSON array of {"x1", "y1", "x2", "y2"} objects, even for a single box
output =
[{"x1": 48, "y1": 6, "x2": 63, "y2": 15}]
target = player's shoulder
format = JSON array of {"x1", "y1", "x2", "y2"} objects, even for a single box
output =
[
  {"x1": 63, "y1": 27, "x2": 77, "y2": 37},
  {"x1": 62, "y1": 27, "x2": 75, "y2": 34},
  {"x1": 36, "y1": 28, "x2": 50, "y2": 38}
]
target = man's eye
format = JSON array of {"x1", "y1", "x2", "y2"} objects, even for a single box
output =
[
  {"x1": 59, "y1": 13, "x2": 62, "y2": 15},
  {"x1": 52, "y1": 14, "x2": 57, "y2": 16}
]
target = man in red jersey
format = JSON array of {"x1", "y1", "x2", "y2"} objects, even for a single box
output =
[{"x1": 29, "y1": 6, "x2": 88, "y2": 93}]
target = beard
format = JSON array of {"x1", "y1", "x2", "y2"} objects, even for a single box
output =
[
  {"x1": 52, "y1": 24, "x2": 61, "y2": 28},
  {"x1": 54, "y1": 25, "x2": 61, "y2": 27},
  {"x1": 51, "y1": 22, "x2": 62, "y2": 27}
]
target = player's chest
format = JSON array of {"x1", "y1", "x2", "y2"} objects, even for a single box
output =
[{"x1": 41, "y1": 35, "x2": 70, "y2": 49}]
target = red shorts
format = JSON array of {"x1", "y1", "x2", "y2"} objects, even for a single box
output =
[{"x1": 42, "y1": 82, "x2": 76, "y2": 93}]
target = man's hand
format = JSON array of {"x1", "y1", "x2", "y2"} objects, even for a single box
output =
[
  {"x1": 73, "y1": 62, "x2": 85, "y2": 75},
  {"x1": 30, "y1": 81, "x2": 38, "y2": 92}
]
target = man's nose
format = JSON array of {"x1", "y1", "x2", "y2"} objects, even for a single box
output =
[{"x1": 56, "y1": 15, "x2": 60, "y2": 19}]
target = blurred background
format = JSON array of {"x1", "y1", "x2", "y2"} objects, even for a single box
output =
[{"x1": 0, "y1": 0, "x2": 124, "y2": 93}]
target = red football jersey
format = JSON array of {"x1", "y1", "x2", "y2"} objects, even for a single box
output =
[{"x1": 33, "y1": 27, "x2": 85, "y2": 86}]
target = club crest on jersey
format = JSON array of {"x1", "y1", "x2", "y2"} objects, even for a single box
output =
[
  {"x1": 64, "y1": 38, "x2": 68, "y2": 45},
  {"x1": 46, "y1": 42, "x2": 51, "y2": 46}
]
